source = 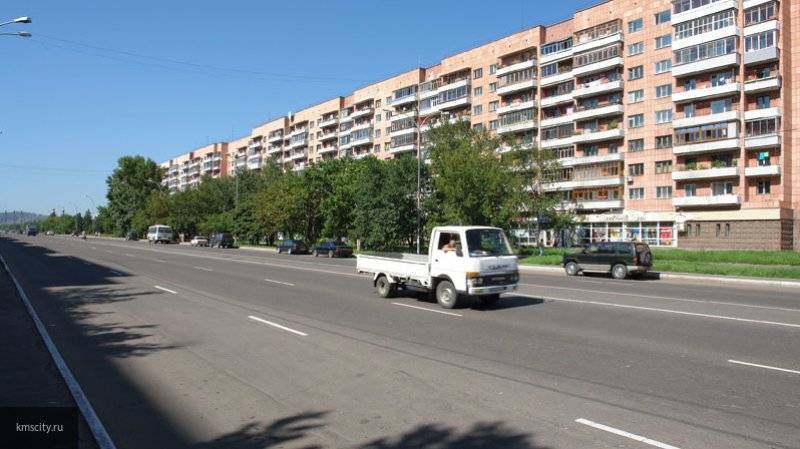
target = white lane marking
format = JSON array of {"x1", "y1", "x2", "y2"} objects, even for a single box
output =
[
  {"x1": 264, "y1": 278, "x2": 295, "y2": 286},
  {"x1": 0, "y1": 253, "x2": 117, "y2": 449},
  {"x1": 392, "y1": 302, "x2": 463, "y2": 317},
  {"x1": 728, "y1": 359, "x2": 800, "y2": 375},
  {"x1": 248, "y1": 315, "x2": 308, "y2": 336},
  {"x1": 516, "y1": 294, "x2": 800, "y2": 329},
  {"x1": 193, "y1": 266, "x2": 213, "y2": 272},
  {"x1": 104, "y1": 250, "x2": 113, "y2": 254},
  {"x1": 109, "y1": 270, "x2": 123, "y2": 276},
  {"x1": 124, "y1": 253, "x2": 135, "y2": 257},
  {"x1": 154, "y1": 285, "x2": 177, "y2": 294},
  {"x1": 575, "y1": 418, "x2": 681, "y2": 449},
  {"x1": 519, "y1": 283, "x2": 800, "y2": 313},
  {"x1": 154, "y1": 259, "x2": 166, "y2": 263}
]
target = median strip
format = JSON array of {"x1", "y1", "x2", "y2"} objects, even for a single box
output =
[
  {"x1": 264, "y1": 278, "x2": 295, "y2": 287},
  {"x1": 575, "y1": 418, "x2": 681, "y2": 449},
  {"x1": 728, "y1": 359, "x2": 800, "y2": 375},
  {"x1": 391, "y1": 302, "x2": 462, "y2": 317},
  {"x1": 154, "y1": 285, "x2": 177, "y2": 294},
  {"x1": 247, "y1": 315, "x2": 307, "y2": 336}
]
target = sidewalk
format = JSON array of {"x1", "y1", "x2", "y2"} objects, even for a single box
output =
[{"x1": 0, "y1": 262, "x2": 98, "y2": 448}]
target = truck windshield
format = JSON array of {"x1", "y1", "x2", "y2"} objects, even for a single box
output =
[{"x1": 465, "y1": 229, "x2": 513, "y2": 257}]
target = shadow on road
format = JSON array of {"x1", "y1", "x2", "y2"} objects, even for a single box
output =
[{"x1": 357, "y1": 420, "x2": 550, "y2": 449}]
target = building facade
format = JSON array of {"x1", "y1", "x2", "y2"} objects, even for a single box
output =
[{"x1": 160, "y1": 0, "x2": 798, "y2": 250}]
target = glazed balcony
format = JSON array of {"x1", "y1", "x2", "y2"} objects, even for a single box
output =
[
  {"x1": 672, "y1": 53, "x2": 740, "y2": 77},
  {"x1": 496, "y1": 99, "x2": 537, "y2": 115},
  {"x1": 571, "y1": 127, "x2": 625, "y2": 144},
  {"x1": 496, "y1": 59, "x2": 537, "y2": 76},
  {"x1": 571, "y1": 103, "x2": 624, "y2": 122},
  {"x1": 543, "y1": 176, "x2": 624, "y2": 191},
  {"x1": 572, "y1": 79, "x2": 622, "y2": 99},
  {"x1": 744, "y1": 75, "x2": 781, "y2": 93},
  {"x1": 672, "y1": 81, "x2": 741, "y2": 103},
  {"x1": 673, "y1": 194, "x2": 741, "y2": 207},
  {"x1": 672, "y1": 163, "x2": 739, "y2": 181},
  {"x1": 672, "y1": 110, "x2": 739, "y2": 128},
  {"x1": 318, "y1": 116, "x2": 338, "y2": 128}
]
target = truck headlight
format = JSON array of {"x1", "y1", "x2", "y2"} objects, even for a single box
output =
[{"x1": 469, "y1": 277, "x2": 483, "y2": 286}]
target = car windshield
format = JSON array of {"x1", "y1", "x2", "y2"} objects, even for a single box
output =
[{"x1": 465, "y1": 229, "x2": 513, "y2": 257}]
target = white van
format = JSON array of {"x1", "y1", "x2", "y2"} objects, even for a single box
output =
[{"x1": 147, "y1": 224, "x2": 174, "y2": 244}]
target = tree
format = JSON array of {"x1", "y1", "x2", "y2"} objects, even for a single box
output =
[
  {"x1": 82, "y1": 209, "x2": 94, "y2": 233},
  {"x1": 252, "y1": 174, "x2": 307, "y2": 240},
  {"x1": 106, "y1": 156, "x2": 164, "y2": 236}
]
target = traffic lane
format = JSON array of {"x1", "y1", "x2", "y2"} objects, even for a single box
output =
[
  {"x1": 18, "y1": 237, "x2": 797, "y2": 449},
  {"x1": 38, "y1": 236, "x2": 800, "y2": 444},
  {"x1": 2, "y1": 239, "x2": 678, "y2": 449}
]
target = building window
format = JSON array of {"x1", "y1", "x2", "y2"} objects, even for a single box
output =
[
  {"x1": 757, "y1": 179, "x2": 771, "y2": 194},
  {"x1": 674, "y1": 37, "x2": 736, "y2": 65},
  {"x1": 629, "y1": 163, "x2": 644, "y2": 176},
  {"x1": 628, "y1": 66, "x2": 644, "y2": 80},
  {"x1": 628, "y1": 18, "x2": 643, "y2": 33},
  {"x1": 473, "y1": 105, "x2": 483, "y2": 115},
  {"x1": 655, "y1": 84, "x2": 672, "y2": 98},
  {"x1": 656, "y1": 109, "x2": 673, "y2": 124},
  {"x1": 376, "y1": 115, "x2": 382, "y2": 122},
  {"x1": 628, "y1": 42, "x2": 644, "y2": 56},
  {"x1": 655, "y1": 135, "x2": 673, "y2": 148},
  {"x1": 695, "y1": 223, "x2": 701, "y2": 237},
  {"x1": 489, "y1": 64, "x2": 497, "y2": 74},
  {"x1": 685, "y1": 184, "x2": 696, "y2": 197},
  {"x1": 489, "y1": 100, "x2": 499, "y2": 111},
  {"x1": 725, "y1": 223, "x2": 730, "y2": 237},
  {"x1": 675, "y1": 10, "x2": 735, "y2": 40},
  {"x1": 655, "y1": 160, "x2": 673, "y2": 173},
  {"x1": 655, "y1": 34, "x2": 672, "y2": 49},
  {"x1": 489, "y1": 82, "x2": 497, "y2": 93},
  {"x1": 583, "y1": 145, "x2": 599, "y2": 156},
  {"x1": 473, "y1": 68, "x2": 483, "y2": 79},
  {"x1": 710, "y1": 98, "x2": 732, "y2": 114},
  {"x1": 745, "y1": 2, "x2": 776, "y2": 26},
  {"x1": 473, "y1": 123, "x2": 484, "y2": 132},
  {"x1": 757, "y1": 151, "x2": 771, "y2": 166},
  {"x1": 375, "y1": 129, "x2": 381, "y2": 138},
  {"x1": 656, "y1": 186, "x2": 673, "y2": 198},
  {"x1": 745, "y1": 31, "x2": 776, "y2": 52},
  {"x1": 716, "y1": 223, "x2": 721, "y2": 237},
  {"x1": 628, "y1": 139, "x2": 644, "y2": 152},
  {"x1": 756, "y1": 95, "x2": 771, "y2": 109},
  {"x1": 654, "y1": 59, "x2": 672, "y2": 74},
  {"x1": 628, "y1": 89, "x2": 644, "y2": 103},
  {"x1": 628, "y1": 114, "x2": 644, "y2": 128},
  {"x1": 655, "y1": 10, "x2": 671, "y2": 24},
  {"x1": 712, "y1": 182, "x2": 733, "y2": 196},
  {"x1": 629, "y1": 188, "x2": 645, "y2": 200},
  {"x1": 474, "y1": 86, "x2": 483, "y2": 96},
  {"x1": 608, "y1": 143, "x2": 618, "y2": 154},
  {"x1": 489, "y1": 119, "x2": 498, "y2": 130}
]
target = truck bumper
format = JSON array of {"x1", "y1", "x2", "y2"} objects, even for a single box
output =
[{"x1": 467, "y1": 284, "x2": 517, "y2": 296}]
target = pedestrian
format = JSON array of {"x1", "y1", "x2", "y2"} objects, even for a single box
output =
[{"x1": 537, "y1": 238, "x2": 545, "y2": 257}]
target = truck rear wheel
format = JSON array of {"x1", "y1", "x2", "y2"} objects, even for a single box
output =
[
  {"x1": 435, "y1": 280, "x2": 459, "y2": 309},
  {"x1": 376, "y1": 275, "x2": 395, "y2": 298}
]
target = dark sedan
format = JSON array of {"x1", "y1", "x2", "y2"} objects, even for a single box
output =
[
  {"x1": 209, "y1": 232, "x2": 234, "y2": 248},
  {"x1": 277, "y1": 239, "x2": 308, "y2": 254},
  {"x1": 312, "y1": 240, "x2": 353, "y2": 258}
]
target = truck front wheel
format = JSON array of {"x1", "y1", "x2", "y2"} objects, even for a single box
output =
[
  {"x1": 376, "y1": 275, "x2": 395, "y2": 298},
  {"x1": 435, "y1": 280, "x2": 459, "y2": 309}
]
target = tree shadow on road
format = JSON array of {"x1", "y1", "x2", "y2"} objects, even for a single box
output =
[{"x1": 191, "y1": 411, "x2": 329, "y2": 449}]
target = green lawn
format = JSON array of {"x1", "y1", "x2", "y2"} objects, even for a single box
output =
[{"x1": 519, "y1": 247, "x2": 800, "y2": 280}]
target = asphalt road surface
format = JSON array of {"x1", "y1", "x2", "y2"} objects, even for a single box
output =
[{"x1": 1, "y1": 234, "x2": 798, "y2": 449}]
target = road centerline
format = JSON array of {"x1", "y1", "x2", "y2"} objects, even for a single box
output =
[
  {"x1": 391, "y1": 302, "x2": 463, "y2": 317},
  {"x1": 727, "y1": 359, "x2": 800, "y2": 375},
  {"x1": 154, "y1": 285, "x2": 177, "y2": 294},
  {"x1": 247, "y1": 315, "x2": 308, "y2": 336},
  {"x1": 575, "y1": 418, "x2": 682, "y2": 449},
  {"x1": 193, "y1": 266, "x2": 213, "y2": 272},
  {"x1": 264, "y1": 278, "x2": 295, "y2": 287}
]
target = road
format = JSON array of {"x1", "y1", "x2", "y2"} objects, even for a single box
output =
[{"x1": 1, "y1": 234, "x2": 799, "y2": 449}]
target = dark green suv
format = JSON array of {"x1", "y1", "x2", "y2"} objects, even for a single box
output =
[{"x1": 562, "y1": 242, "x2": 653, "y2": 279}]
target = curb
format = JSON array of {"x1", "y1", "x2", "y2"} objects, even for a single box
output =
[{"x1": 518, "y1": 264, "x2": 800, "y2": 289}]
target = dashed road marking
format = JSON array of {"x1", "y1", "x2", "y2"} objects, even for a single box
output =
[
  {"x1": 575, "y1": 418, "x2": 681, "y2": 449},
  {"x1": 392, "y1": 302, "x2": 462, "y2": 317},
  {"x1": 248, "y1": 315, "x2": 307, "y2": 336}
]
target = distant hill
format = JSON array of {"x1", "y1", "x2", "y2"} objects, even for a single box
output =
[{"x1": 0, "y1": 211, "x2": 45, "y2": 224}]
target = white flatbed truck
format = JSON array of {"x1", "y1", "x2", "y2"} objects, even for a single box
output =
[{"x1": 356, "y1": 226, "x2": 519, "y2": 308}]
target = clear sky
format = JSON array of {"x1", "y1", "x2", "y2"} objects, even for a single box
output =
[{"x1": 1, "y1": 0, "x2": 599, "y2": 215}]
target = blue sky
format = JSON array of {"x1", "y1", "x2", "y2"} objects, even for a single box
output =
[{"x1": 1, "y1": 0, "x2": 599, "y2": 215}]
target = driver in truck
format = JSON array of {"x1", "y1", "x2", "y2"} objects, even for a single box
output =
[{"x1": 440, "y1": 236, "x2": 460, "y2": 253}]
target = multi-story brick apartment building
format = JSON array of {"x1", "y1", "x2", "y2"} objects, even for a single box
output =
[{"x1": 160, "y1": 0, "x2": 798, "y2": 250}]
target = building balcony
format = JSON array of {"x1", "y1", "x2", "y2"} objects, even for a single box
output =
[
  {"x1": 320, "y1": 131, "x2": 338, "y2": 142},
  {"x1": 496, "y1": 59, "x2": 537, "y2": 76},
  {"x1": 672, "y1": 53, "x2": 740, "y2": 77},
  {"x1": 318, "y1": 145, "x2": 338, "y2": 155},
  {"x1": 572, "y1": 32, "x2": 623, "y2": 54},
  {"x1": 391, "y1": 110, "x2": 417, "y2": 122},
  {"x1": 438, "y1": 95, "x2": 471, "y2": 111},
  {"x1": 350, "y1": 107, "x2": 374, "y2": 120},
  {"x1": 744, "y1": 107, "x2": 780, "y2": 121},
  {"x1": 543, "y1": 176, "x2": 624, "y2": 192},
  {"x1": 288, "y1": 151, "x2": 307, "y2": 161},
  {"x1": 540, "y1": 135, "x2": 576, "y2": 149},
  {"x1": 391, "y1": 127, "x2": 416, "y2": 137},
  {"x1": 391, "y1": 93, "x2": 417, "y2": 107},
  {"x1": 745, "y1": 134, "x2": 780, "y2": 149},
  {"x1": 339, "y1": 114, "x2": 354, "y2": 124},
  {"x1": 572, "y1": 127, "x2": 625, "y2": 144},
  {"x1": 672, "y1": 166, "x2": 739, "y2": 181},
  {"x1": 744, "y1": 76, "x2": 781, "y2": 93},
  {"x1": 496, "y1": 119, "x2": 538, "y2": 134},
  {"x1": 744, "y1": 47, "x2": 778, "y2": 66},
  {"x1": 268, "y1": 134, "x2": 284, "y2": 143},
  {"x1": 573, "y1": 199, "x2": 624, "y2": 211},
  {"x1": 672, "y1": 110, "x2": 739, "y2": 128},
  {"x1": 248, "y1": 141, "x2": 262, "y2": 151},
  {"x1": 745, "y1": 165, "x2": 780, "y2": 177},
  {"x1": 672, "y1": 82, "x2": 741, "y2": 103},
  {"x1": 572, "y1": 57, "x2": 624, "y2": 78},
  {"x1": 673, "y1": 26, "x2": 739, "y2": 51},
  {"x1": 234, "y1": 159, "x2": 246, "y2": 169},
  {"x1": 267, "y1": 145, "x2": 282, "y2": 155},
  {"x1": 419, "y1": 115, "x2": 470, "y2": 132},
  {"x1": 496, "y1": 79, "x2": 537, "y2": 96},
  {"x1": 673, "y1": 194, "x2": 741, "y2": 207},
  {"x1": 540, "y1": 47, "x2": 574, "y2": 65},
  {"x1": 673, "y1": 138, "x2": 740, "y2": 155},
  {"x1": 287, "y1": 139, "x2": 308, "y2": 150},
  {"x1": 560, "y1": 152, "x2": 623, "y2": 167},
  {"x1": 496, "y1": 100, "x2": 537, "y2": 115},
  {"x1": 540, "y1": 92, "x2": 574, "y2": 107},
  {"x1": 288, "y1": 127, "x2": 308, "y2": 137},
  {"x1": 572, "y1": 103, "x2": 624, "y2": 122},
  {"x1": 672, "y1": 0, "x2": 737, "y2": 25},
  {"x1": 572, "y1": 79, "x2": 622, "y2": 99},
  {"x1": 540, "y1": 71, "x2": 574, "y2": 87},
  {"x1": 390, "y1": 143, "x2": 417, "y2": 154},
  {"x1": 350, "y1": 122, "x2": 373, "y2": 133},
  {"x1": 439, "y1": 78, "x2": 470, "y2": 92},
  {"x1": 540, "y1": 114, "x2": 573, "y2": 128},
  {"x1": 247, "y1": 157, "x2": 262, "y2": 170},
  {"x1": 318, "y1": 117, "x2": 338, "y2": 128},
  {"x1": 349, "y1": 134, "x2": 372, "y2": 146},
  {"x1": 291, "y1": 163, "x2": 306, "y2": 172}
]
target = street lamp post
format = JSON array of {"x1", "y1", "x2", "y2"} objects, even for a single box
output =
[{"x1": 1, "y1": 16, "x2": 31, "y2": 38}]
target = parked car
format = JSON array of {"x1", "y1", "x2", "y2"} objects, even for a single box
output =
[
  {"x1": 209, "y1": 233, "x2": 234, "y2": 248},
  {"x1": 24, "y1": 225, "x2": 38, "y2": 236},
  {"x1": 125, "y1": 231, "x2": 139, "y2": 241},
  {"x1": 313, "y1": 240, "x2": 353, "y2": 258},
  {"x1": 562, "y1": 241, "x2": 652, "y2": 280},
  {"x1": 147, "y1": 224, "x2": 174, "y2": 244},
  {"x1": 190, "y1": 235, "x2": 209, "y2": 247},
  {"x1": 277, "y1": 239, "x2": 308, "y2": 254},
  {"x1": 45, "y1": 230, "x2": 55, "y2": 236}
]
